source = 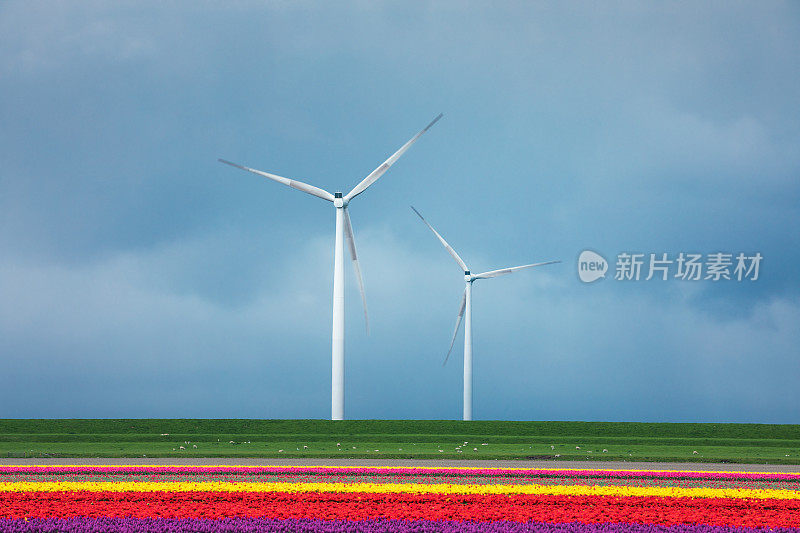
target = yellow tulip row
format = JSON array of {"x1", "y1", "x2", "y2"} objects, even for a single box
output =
[{"x1": 1, "y1": 481, "x2": 798, "y2": 500}]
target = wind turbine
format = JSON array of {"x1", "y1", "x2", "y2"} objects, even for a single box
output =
[
  {"x1": 411, "y1": 206, "x2": 559, "y2": 421},
  {"x1": 219, "y1": 114, "x2": 442, "y2": 420}
]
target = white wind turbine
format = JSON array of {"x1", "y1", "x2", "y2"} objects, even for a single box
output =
[
  {"x1": 411, "y1": 206, "x2": 559, "y2": 421},
  {"x1": 219, "y1": 114, "x2": 442, "y2": 420}
]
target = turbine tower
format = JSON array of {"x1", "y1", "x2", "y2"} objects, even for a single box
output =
[
  {"x1": 411, "y1": 206, "x2": 558, "y2": 421},
  {"x1": 219, "y1": 114, "x2": 442, "y2": 420}
]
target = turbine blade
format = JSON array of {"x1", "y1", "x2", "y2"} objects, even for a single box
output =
[
  {"x1": 344, "y1": 114, "x2": 443, "y2": 202},
  {"x1": 473, "y1": 260, "x2": 561, "y2": 279},
  {"x1": 218, "y1": 159, "x2": 334, "y2": 202},
  {"x1": 444, "y1": 288, "x2": 467, "y2": 366},
  {"x1": 343, "y1": 207, "x2": 369, "y2": 334},
  {"x1": 410, "y1": 206, "x2": 469, "y2": 272}
]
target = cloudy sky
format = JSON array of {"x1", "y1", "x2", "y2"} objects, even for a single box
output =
[{"x1": 1, "y1": 2, "x2": 798, "y2": 422}]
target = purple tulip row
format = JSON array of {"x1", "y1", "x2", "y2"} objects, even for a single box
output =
[{"x1": 1, "y1": 518, "x2": 797, "y2": 533}]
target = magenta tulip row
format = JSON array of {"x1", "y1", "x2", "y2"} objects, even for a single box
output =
[{"x1": 2, "y1": 465, "x2": 798, "y2": 482}]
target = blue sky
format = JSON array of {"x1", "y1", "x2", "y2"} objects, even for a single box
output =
[{"x1": 1, "y1": 2, "x2": 798, "y2": 422}]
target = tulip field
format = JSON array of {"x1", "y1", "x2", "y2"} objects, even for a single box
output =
[{"x1": 1, "y1": 465, "x2": 800, "y2": 532}]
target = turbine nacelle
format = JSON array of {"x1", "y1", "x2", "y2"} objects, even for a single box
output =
[
  {"x1": 333, "y1": 192, "x2": 346, "y2": 208},
  {"x1": 464, "y1": 271, "x2": 473, "y2": 282}
]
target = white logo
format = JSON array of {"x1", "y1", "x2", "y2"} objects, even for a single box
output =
[{"x1": 578, "y1": 250, "x2": 608, "y2": 283}]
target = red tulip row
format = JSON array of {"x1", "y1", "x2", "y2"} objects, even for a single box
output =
[{"x1": 3, "y1": 490, "x2": 800, "y2": 528}]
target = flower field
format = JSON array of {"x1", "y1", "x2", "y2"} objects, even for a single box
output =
[{"x1": 1, "y1": 465, "x2": 799, "y2": 532}]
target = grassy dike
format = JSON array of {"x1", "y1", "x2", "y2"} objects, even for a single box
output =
[{"x1": 2, "y1": 419, "x2": 800, "y2": 463}]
